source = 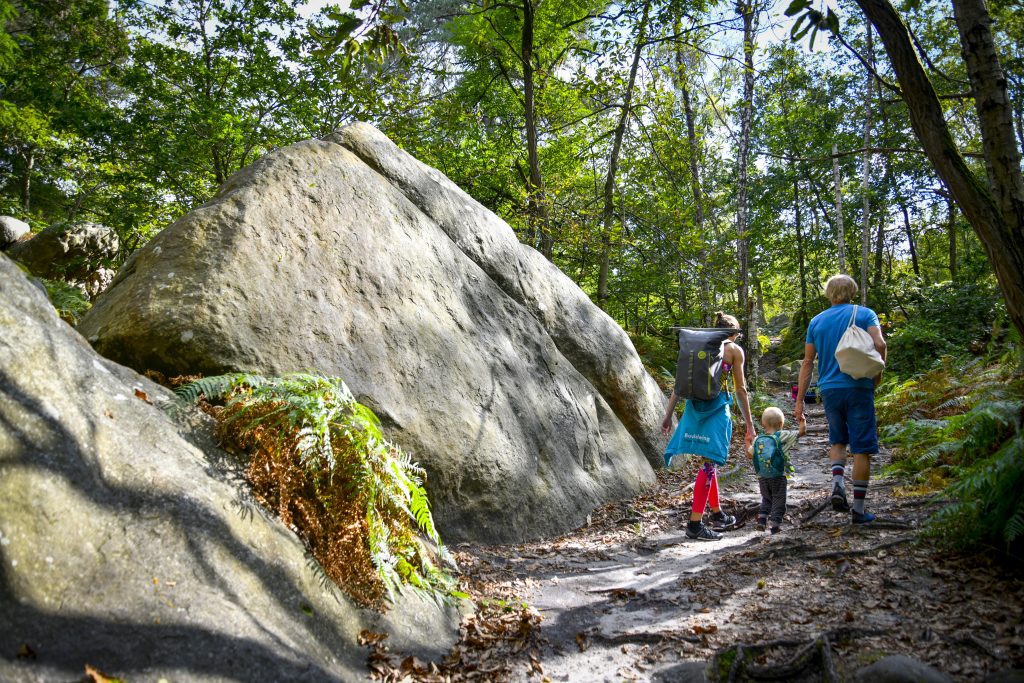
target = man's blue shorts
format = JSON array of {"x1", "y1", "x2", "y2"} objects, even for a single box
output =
[{"x1": 821, "y1": 387, "x2": 879, "y2": 454}]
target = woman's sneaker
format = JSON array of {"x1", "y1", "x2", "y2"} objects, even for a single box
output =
[
  {"x1": 710, "y1": 511, "x2": 737, "y2": 529},
  {"x1": 686, "y1": 522, "x2": 723, "y2": 541},
  {"x1": 851, "y1": 510, "x2": 876, "y2": 525},
  {"x1": 831, "y1": 483, "x2": 850, "y2": 512}
]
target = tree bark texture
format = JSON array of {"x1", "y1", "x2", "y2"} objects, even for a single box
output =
[
  {"x1": 736, "y1": 0, "x2": 759, "y2": 382},
  {"x1": 854, "y1": 0, "x2": 1024, "y2": 338},
  {"x1": 860, "y1": 21, "x2": 875, "y2": 305}
]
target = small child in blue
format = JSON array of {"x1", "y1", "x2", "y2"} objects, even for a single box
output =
[{"x1": 749, "y1": 407, "x2": 798, "y2": 534}]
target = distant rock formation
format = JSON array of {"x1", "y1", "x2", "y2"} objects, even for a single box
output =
[
  {"x1": 0, "y1": 253, "x2": 459, "y2": 682},
  {"x1": 79, "y1": 123, "x2": 664, "y2": 544},
  {"x1": 6, "y1": 220, "x2": 118, "y2": 298}
]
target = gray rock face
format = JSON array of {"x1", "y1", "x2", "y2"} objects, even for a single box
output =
[
  {"x1": 0, "y1": 215, "x2": 29, "y2": 249},
  {"x1": 0, "y1": 254, "x2": 459, "y2": 682},
  {"x1": 78, "y1": 123, "x2": 660, "y2": 543},
  {"x1": 7, "y1": 220, "x2": 118, "y2": 289},
  {"x1": 331, "y1": 123, "x2": 668, "y2": 467}
]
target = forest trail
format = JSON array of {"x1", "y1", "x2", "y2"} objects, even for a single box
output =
[{"x1": 434, "y1": 391, "x2": 1024, "y2": 682}]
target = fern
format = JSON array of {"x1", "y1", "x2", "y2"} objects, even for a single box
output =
[
  {"x1": 41, "y1": 278, "x2": 91, "y2": 324},
  {"x1": 176, "y1": 372, "x2": 457, "y2": 607},
  {"x1": 880, "y1": 356, "x2": 1024, "y2": 558}
]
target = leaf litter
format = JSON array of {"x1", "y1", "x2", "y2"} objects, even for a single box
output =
[{"x1": 365, "y1": 397, "x2": 1024, "y2": 681}]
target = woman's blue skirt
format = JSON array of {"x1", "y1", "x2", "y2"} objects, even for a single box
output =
[{"x1": 664, "y1": 392, "x2": 734, "y2": 467}]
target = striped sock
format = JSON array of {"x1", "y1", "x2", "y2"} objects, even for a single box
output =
[
  {"x1": 830, "y1": 462, "x2": 845, "y2": 489},
  {"x1": 852, "y1": 479, "x2": 869, "y2": 514}
]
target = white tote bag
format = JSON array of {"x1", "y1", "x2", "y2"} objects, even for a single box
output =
[{"x1": 834, "y1": 305, "x2": 885, "y2": 379}]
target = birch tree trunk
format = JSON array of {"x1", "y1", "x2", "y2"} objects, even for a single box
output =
[
  {"x1": 736, "y1": 0, "x2": 760, "y2": 381},
  {"x1": 832, "y1": 144, "x2": 846, "y2": 273},
  {"x1": 859, "y1": 22, "x2": 875, "y2": 304}
]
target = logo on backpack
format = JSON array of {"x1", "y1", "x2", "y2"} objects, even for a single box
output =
[{"x1": 673, "y1": 327, "x2": 740, "y2": 402}]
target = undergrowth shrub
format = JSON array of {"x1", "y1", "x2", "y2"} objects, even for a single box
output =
[
  {"x1": 878, "y1": 354, "x2": 1024, "y2": 559},
  {"x1": 175, "y1": 373, "x2": 457, "y2": 608},
  {"x1": 885, "y1": 281, "x2": 1002, "y2": 376}
]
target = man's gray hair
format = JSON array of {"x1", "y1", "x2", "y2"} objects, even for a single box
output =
[{"x1": 825, "y1": 274, "x2": 858, "y2": 303}]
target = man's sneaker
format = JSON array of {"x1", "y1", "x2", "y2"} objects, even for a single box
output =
[
  {"x1": 831, "y1": 483, "x2": 850, "y2": 512},
  {"x1": 755, "y1": 522, "x2": 766, "y2": 532},
  {"x1": 851, "y1": 510, "x2": 876, "y2": 525},
  {"x1": 686, "y1": 522, "x2": 723, "y2": 541},
  {"x1": 710, "y1": 511, "x2": 737, "y2": 529},
  {"x1": 769, "y1": 526, "x2": 781, "y2": 535}
]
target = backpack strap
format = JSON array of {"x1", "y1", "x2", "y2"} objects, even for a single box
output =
[{"x1": 847, "y1": 304, "x2": 859, "y2": 329}]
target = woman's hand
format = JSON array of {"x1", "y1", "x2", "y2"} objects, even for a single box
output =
[
  {"x1": 745, "y1": 424, "x2": 755, "y2": 447},
  {"x1": 661, "y1": 412, "x2": 674, "y2": 436}
]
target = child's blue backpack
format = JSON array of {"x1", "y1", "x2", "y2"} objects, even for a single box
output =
[{"x1": 751, "y1": 433, "x2": 793, "y2": 478}]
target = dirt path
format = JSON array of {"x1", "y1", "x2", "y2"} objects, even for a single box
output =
[{"x1": 370, "y1": 392, "x2": 1024, "y2": 681}]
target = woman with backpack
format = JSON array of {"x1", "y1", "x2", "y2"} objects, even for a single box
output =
[{"x1": 660, "y1": 312, "x2": 756, "y2": 541}]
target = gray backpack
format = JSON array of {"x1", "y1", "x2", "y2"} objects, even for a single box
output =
[{"x1": 673, "y1": 328, "x2": 740, "y2": 401}]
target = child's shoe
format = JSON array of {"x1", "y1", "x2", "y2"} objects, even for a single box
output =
[
  {"x1": 686, "y1": 521, "x2": 723, "y2": 541},
  {"x1": 710, "y1": 511, "x2": 736, "y2": 529},
  {"x1": 851, "y1": 510, "x2": 876, "y2": 525}
]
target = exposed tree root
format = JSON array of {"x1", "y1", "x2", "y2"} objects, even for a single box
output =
[
  {"x1": 800, "y1": 498, "x2": 831, "y2": 523},
  {"x1": 714, "y1": 628, "x2": 884, "y2": 682}
]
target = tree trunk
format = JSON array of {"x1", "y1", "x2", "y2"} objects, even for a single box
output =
[
  {"x1": 522, "y1": 0, "x2": 551, "y2": 259},
  {"x1": 736, "y1": 0, "x2": 759, "y2": 382},
  {"x1": 900, "y1": 203, "x2": 920, "y2": 278},
  {"x1": 947, "y1": 198, "x2": 958, "y2": 281},
  {"x1": 859, "y1": 21, "x2": 875, "y2": 305},
  {"x1": 598, "y1": 0, "x2": 650, "y2": 310},
  {"x1": 873, "y1": 213, "x2": 885, "y2": 295},
  {"x1": 832, "y1": 144, "x2": 846, "y2": 273},
  {"x1": 793, "y1": 175, "x2": 808, "y2": 322},
  {"x1": 20, "y1": 148, "x2": 34, "y2": 213},
  {"x1": 854, "y1": 0, "x2": 1024, "y2": 338},
  {"x1": 675, "y1": 27, "x2": 711, "y2": 323}
]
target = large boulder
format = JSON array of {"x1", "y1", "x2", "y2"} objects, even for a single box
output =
[
  {"x1": 7, "y1": 220, "x2": 118, "y2": 293},
  {"x1": 78, "y1": 123, "x2": 662, "y2": 543},
  {"x1": 0, "y1": 215, "x2": 29, "y2": 249},
  {"x1": 0, "y1": 253, "x2": 459, "y2": 682}
]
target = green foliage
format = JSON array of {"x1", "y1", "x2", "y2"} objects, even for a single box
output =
[
  {"x1": 175, "y1": 373, "x2": 457, "y2": 607},
  {"x1": 878, "y1": 357, "x2": 1024, "y2": 558},
  {"x1": 40, "y1": 278, "x2": 90, "y2": 324},
  {"x1": 885, "y1": 282, "x2": 1002, "y2": 376}
]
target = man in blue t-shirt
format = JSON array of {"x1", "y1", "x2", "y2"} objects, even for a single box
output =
[{"x1": 794, "y1": 274, "x2": 887, "y2": 524}]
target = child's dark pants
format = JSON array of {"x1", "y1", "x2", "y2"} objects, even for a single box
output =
[{"x1": 758, "y1": 476, "x2": 787, "y2": 526}]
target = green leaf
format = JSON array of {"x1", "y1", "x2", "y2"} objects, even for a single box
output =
[{"x1": 784, "y1": 0, "x2": 811, "y2": 17}]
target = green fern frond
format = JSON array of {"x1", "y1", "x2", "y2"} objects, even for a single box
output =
[
  {"x1": 184, "y1": 371, "x2": 457, "y2": 605},
  {"x1": 173, "y1": 373, "x2": 249, "y2": 405},
  {"x1": 1004, "y1": 502, "x2": 1024, "y2": 544}
]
